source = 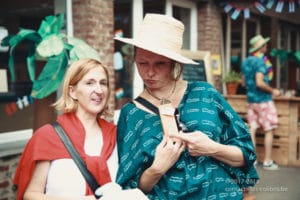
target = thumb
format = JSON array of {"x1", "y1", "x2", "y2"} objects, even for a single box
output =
[{"x1": 170, "y1": 133, "x2": 189, "y2": 142}]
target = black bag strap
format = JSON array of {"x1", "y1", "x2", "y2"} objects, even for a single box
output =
[
  {"x1": 134, "y1": 96, "x2": 186, "y2": 132},
  {"x1": 51, "y1": 121, "x2": 102, "y2": 198},
  {"x1": 134, "y1": 96, "x2": 159, "y2": 114}
]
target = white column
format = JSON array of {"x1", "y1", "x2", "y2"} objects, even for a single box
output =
[{"x1": 132, "y1": 0, "x2": 144, "y2": 98}]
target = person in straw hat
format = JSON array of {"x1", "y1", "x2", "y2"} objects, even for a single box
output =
[
  {"x1": 241, "y1": 34, "x2": 281, "y2": 171},
  {"x1": 115, "y1": 13, "x2": 258, "y2": 199}
]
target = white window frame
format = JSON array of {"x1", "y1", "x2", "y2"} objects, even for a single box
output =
[
  {"x1": 225, "y1": 16, "x2": 260, "y2": 74},
  {"x1": 277, "y1": 24, "x2": 300, "y2": 88},
  {"x1": 166, "y1": 0, "x2": 197, "y2": 51}
]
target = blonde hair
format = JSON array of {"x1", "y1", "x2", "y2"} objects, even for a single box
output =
[
  {"x1": 53, "y1": 59, "x2": 111, "y2": 117},
  {"x1": 173, "y1": 62, "x2": 183, "y2": 80}
]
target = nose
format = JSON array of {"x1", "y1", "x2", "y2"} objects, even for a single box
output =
[
  {"x1": 146, "y1": 65, "x2": 156, "y2": 77},
  {"x1": 95, "y1": 84, "x2": 104, "y2": 93}
]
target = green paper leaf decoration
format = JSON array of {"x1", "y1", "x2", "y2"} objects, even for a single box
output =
[
  {"x1": 8, "y1": 49, "x2": 15, "y2": 81},
  {"x1": 5, "y1": 29, "x2": 41, "y2": 81},
  {"x1": 4, "y1": 13, "x2": 103, "y2": 99},
  {"x1": 270, "y1": 48, "x2": 288, "y2": 66},
  {"x1": 271, "y1": 48, "x2": 300, "y2": 67},
  {"x1": 36, "y1": 34, "x2": 64, "y2": 57},
  {"x1": 8, "y1": 29, "x2": 37, "y2": 46},
  {"x1": 31, "y1": 52, "x2": 68, "y2": 99},
  {"x1": 68, "y1": 37, "x2": 101, "y2": 62},
  {"x1": 27, "y1": 44, "x2": 36, "y2": 81},
  {"x1": 38, "y1": 13, "x2": 65, "y2": 38},
  {"x1": 292, "y1": 51, "x2": 300, "y2": 65},
  {"x1": 1, "y1": 35, "x2": 12, "y2": 46}
]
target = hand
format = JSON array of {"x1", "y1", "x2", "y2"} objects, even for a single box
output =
[
  {"x1": 151, "y1": 136, "x2": 185, "y2": 174},
  {"x1": 97, "y1": 182, "x2": 149, "y2": 200},
  {"x1": 96, "y1": 182, "x2": 122, "y2": 198},
  {"x1": 272, "y1": 88, "x2": 281, "y2": 97},
  {"x1": 99, "y1": 188, "x2": 149, "y2": 200},
  {"x1": 171, "y1": 131, "x2": 218, "y2": 156}
]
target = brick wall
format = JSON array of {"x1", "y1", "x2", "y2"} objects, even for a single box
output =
[
  {"x1": 73, "y1": 0, "x2": 116, "y2": 119},
  {"x1": 0, "y1": 155, "x2": 19, "y2": 200},
  {"x1": 198, "y1": 1, "x2": 223, "y2": 91},
  {"x1": 198, "y1": 1, "x2": 222, "y2": 54}
]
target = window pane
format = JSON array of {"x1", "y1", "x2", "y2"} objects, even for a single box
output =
[
  {"x1": 114, "y1": 1, "x2": 134, "y2": 109},
  {"x1": 173, "y1": 5, "x2": 191, "y2": 49},
  {"x1": 143, "y1": 0, "x2": 165, "y2": 15}
]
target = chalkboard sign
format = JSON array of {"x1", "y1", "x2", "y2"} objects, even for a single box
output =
[{"x1": 182, "y1": 60, "x2": 207, "y2": 82}]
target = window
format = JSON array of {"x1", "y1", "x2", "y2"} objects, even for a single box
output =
[
  {"x1": 278, "y1": 23, "x2": 300, "y2": 91},
  {"x1": 166, "y1": 0, "x2": 197, "y2": 50}
]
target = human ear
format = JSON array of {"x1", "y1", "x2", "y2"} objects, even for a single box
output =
[{"x1": 68, "y1": 86, "x2": 77, "y2": 100}]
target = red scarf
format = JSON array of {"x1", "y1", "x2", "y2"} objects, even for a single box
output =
[{"x1": 13, "y1": 113, "x2": 117, "y2": 200}]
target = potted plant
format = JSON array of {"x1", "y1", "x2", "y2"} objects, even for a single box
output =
[{"x1": 222, "y1": 70, "x2": 241, "y2": 95}]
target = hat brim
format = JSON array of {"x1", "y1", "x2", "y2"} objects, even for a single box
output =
[
  {"x1": 115, "y1": 37, "x2": 198, "y2": 65},
  {"x1": 249, "y1": 37, "x2": 270, "y2": 53}
]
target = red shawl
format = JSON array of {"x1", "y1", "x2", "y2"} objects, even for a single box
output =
[{"x1": 13, "y1": 113, "x2": 117, "y2": 200}]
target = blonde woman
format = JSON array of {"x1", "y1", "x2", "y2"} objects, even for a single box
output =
[{"x1": 14, "y1": 59, "x2": 118, "y2": 200}]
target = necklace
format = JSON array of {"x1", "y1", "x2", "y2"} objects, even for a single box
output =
[
  {"x1": 146, "y1": 81, "x2": 177, "y2": 105},
  {"x1": 252, "y1": 52, "x2": 273, "y2": 81}
]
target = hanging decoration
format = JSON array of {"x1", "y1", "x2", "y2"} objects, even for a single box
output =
[
  {"x1": 4, "y1": 95, "x2": 34, "y2": 116},
  {"x1": 221, "y1": 0, "x2": 300, "y2": 20},
  {"x1": 1, "y1": 13, "x2": 101, "y2": 99},
  {"x1": 270, "y1": 48, "x2": 300, "y2": 67}
]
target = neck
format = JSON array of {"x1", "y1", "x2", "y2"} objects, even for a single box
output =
[{"x1": 146, "y1": 80, "x2": 176, "y2": 105}]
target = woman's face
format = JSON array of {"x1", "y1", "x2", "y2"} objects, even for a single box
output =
[
  {"x1": 135, "y1": 48, "x2": 174, "y2": 89},
  {"x1": 69, "y1": 67, "x2": 108, "y2": 117}
]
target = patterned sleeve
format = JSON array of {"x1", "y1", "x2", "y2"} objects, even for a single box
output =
[
  {"x1": 211, "y1": 86, "x2": 259, "y2": 188},
  {"x1": 116, "y1": 103, "x2": 159, "y2": 189},
  {"x1": 116, "y1": 103, "x2": 139, "y2": 188},
  {"x1": 256, "y1": 58, "x2": 267, "y2": 74}
]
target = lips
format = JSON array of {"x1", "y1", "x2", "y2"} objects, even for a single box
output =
[
  {"x1": 145, "y1": 79, "x2": 157, "y2": 85},
  {"x1": 91, "y1": 97, "x2": 103, "y2": 103}
]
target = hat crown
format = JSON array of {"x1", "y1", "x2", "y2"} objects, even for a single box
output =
[
  {"x1": 114, "y1": 13, "x2": 197, "y2": 64},
  {"x1": 250, "y1": 35, "x2": 263, "y2": 45},
  {"x1": 135, "y1": 14, "x2": 184, "y2": 54},
  {"x1": 249, "y1": 34, "x2": 270, "y2": 53}
]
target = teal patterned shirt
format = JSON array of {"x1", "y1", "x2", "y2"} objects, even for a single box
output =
[
  {"x1": 116, "y1": 82, "x2": 259, "y2": 200},
  {"x1": 241, "y1": 55, "x2": 272, "y2": 103}
]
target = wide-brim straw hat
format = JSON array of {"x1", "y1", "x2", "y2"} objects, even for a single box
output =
[
  {"x1": 249, "y1": 34, "x2": 270, "y2": 53},
  {"x1": 114, "y1": 13, "x2": 198, "y2": 65}
]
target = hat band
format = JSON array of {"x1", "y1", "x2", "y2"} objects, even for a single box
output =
[{"x1": 252, "y1": 38, "x2": 266, "y2": 50}]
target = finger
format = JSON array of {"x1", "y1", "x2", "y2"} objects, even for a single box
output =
[
  {"x1": 158, "y1": 136, "x2": 168, "y2": 148},
  {"x1": 171, "y1": 133, "x2": 190, "y2": 142},
  {"x1": 178, "y1": 142, "x2": 186, "y2": 152},
  {"x1": 166, "y1": 136, "x2": 177, "y2": 146}
]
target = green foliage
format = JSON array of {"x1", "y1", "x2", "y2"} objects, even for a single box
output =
[
  {"x1": 1, "y1": 13, "x2": 100, "y2": 99},
  {"x1": 222, "y1": 70, "x2": 241, "y2": 83}
]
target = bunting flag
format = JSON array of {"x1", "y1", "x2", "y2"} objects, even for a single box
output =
[
  {"x1": 4, "y1": 95, "x2": 34, "y2": 116},
  {"x1": 221, "y1": 0, "x2": 300, "y2": 20}
]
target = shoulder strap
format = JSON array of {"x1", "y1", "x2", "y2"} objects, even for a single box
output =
[
  {"x1": 51, "y1": 121, "x2": 102, "y2": 198},
  {"x1": 134, "y1": 97, "x2": 186, "y2": 132},
  {"x1": 134, "y1": 96, "x2": 159, "y2": 114}
]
